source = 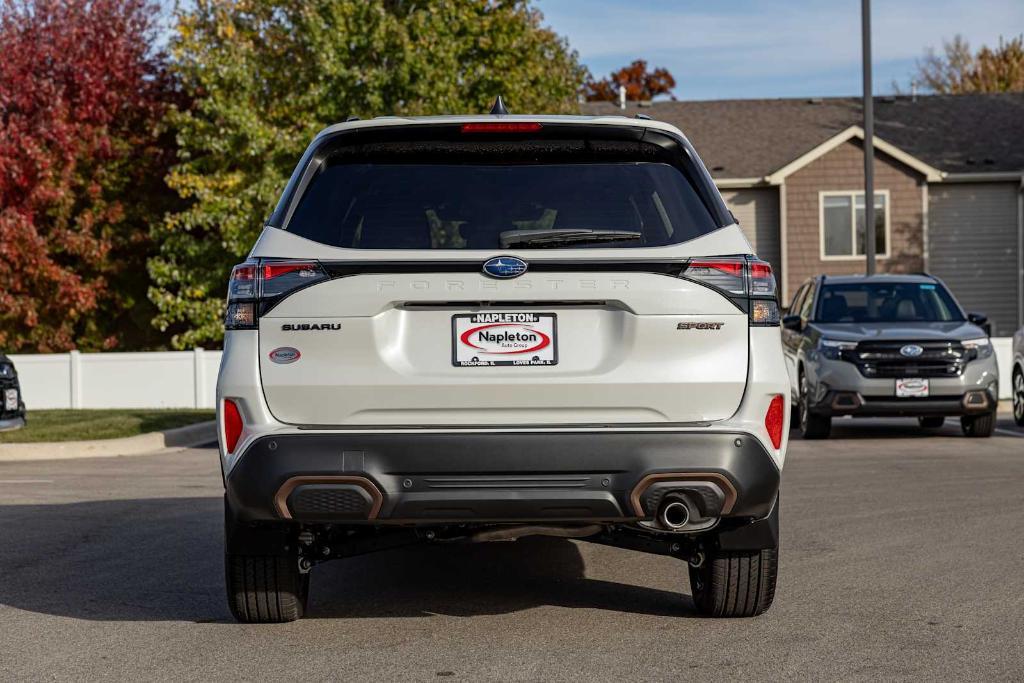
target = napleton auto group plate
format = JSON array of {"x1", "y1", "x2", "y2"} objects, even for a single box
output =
[
  {"x1": 896, "y1": 377, "x2": 929, "y2": 398},
  {"x1": 452, "y1": 313, "x2": 558, "y2": 367}
]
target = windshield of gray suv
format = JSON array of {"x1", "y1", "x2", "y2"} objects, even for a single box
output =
[
  {"x1": 815, "y1": 282, "x2": 965, "y2": 323},
  {"x1": 285, "y1": 162, "x2": 721, "y2": 249}
]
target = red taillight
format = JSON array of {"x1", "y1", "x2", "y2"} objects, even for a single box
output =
[
  {"x1": 681, "y1": 257, "x2": 780, "y2": 326},
  {"x1": 224, "y1": 259, "x2": 327, "y2": 330},
  {"x1": 222, "y1": 399, "x2": 243, "y2": 454},
  {"x1": 460, "y1": 122, "x2": 542, "y2": 133},
  {"x1": 688, "y1": 259, "x2": 744, "y2": 277},
  {"x1": 765, "y1": 394, "x2": 785, "y2": 449},
  {"x1": 682, "y1": 258, "x2": 746, "y2": 295},
  {"x1": 263, "y1": 262, "x2": 317, "y2": 280}
]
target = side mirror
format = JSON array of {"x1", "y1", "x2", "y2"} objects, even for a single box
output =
[
  {"x1": 782, "y1": 314, "x2": 803, "y2": 331},
  {"x1": 967, "y1": 312, "x2": 991, "y2": 336}
]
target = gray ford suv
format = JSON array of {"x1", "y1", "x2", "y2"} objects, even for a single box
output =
[{"x1": 783, "y1": 274, "x2": 998, "y2": 439}]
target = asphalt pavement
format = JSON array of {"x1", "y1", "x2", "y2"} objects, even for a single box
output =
[{"x1": 1, "y1": 416, "x2": 1022, "y2": 681}]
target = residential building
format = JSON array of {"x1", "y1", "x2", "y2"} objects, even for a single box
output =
[{"x1": 583, "y1": 94, "x2": 1024, "y2": 335}]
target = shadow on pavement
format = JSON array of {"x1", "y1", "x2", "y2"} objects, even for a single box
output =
[
  {"x1": 311, "y1": 537, "x2": 690, "y2": 619},
  {"x1": 790, "y1": 415, "x2": 1023, "y2": 440},
  {"x1": 0, "y1": 498, "x2": 691, "y2": 622}
]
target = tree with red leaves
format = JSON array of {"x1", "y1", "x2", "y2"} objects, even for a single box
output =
[
  {"x1": 583, "y1": 59, "x2": 677, "y2": 102},
  {"x1": 0, "y1": 0, "x2": 175, "y2": 352}
]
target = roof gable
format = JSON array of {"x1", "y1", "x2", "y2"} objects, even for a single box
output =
[{"x1": 765, "y1": 125, "x2": 943, "y2": 184}]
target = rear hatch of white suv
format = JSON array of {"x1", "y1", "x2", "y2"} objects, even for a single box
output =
[{"x1": 229, "y1": 119, "x2": 777, "y2": 427}]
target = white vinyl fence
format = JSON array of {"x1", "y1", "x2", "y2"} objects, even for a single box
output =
[
  {"x1": 9, "y1": 349, "x2": 222, "y2": 409},
  {"x1": 8, "y1": 340, "x2": 1016, "y2": 410}
]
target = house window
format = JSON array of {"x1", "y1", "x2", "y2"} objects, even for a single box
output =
[{"x1": 819, "y1": 191, "x2": 890, "y2": 259}]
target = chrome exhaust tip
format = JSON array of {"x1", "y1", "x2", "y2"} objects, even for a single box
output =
[{"x1": 658, "y1": 497, "x2": 691, "y2": 530}]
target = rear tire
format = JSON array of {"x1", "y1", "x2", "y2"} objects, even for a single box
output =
[
  {"x1": 918, "y1": 416, "x2": 945, "y2": 429},
  {"x1": 689, "y1": 546, "x2": 778, "y2": 618},
  {"x1": 226, "y1": 554, "x2": 309, "y2": 623},
  {"x1": 798, "y1": 372, "x2": 831, "y2": 439},
  {"x1": 961, "y1": 412, "x2": 995, "y2": 438}
]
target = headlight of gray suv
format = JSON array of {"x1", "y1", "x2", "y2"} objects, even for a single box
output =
[
  {"x1": 818, "y1": 338, "x2": 857, "y2": 361},
  {"x1": 962, "y1": 337, "x2": 993, "y2": 360}
]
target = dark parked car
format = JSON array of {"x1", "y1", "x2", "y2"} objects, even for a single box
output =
[
  {"x1": 783, "y1": 274, "x2": 998, "y2": 439},
  {"x1": 0, "y1": 353, "x2": 26, "y2": 431}
]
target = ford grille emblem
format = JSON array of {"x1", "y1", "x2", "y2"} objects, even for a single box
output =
[
  {"x1": 900, "y1": 344, "x2": 924, "y2": 358},
  {"x1": 482, "y1": 256, "x2": 528, "y2": 279}
]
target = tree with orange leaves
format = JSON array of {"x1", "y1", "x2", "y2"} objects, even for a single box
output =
[
  {"x1": 0, "y1": 0, "x2": 176, "y2": 352},
  {"x1": 583, "y1": 59, "x2": 677, "y2": 102}
]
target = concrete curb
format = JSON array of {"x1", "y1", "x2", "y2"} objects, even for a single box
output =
[{"x1": 0, "y1": 420, "x2": 217, "y2": 462}]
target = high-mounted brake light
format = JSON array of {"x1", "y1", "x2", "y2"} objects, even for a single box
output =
[
  {"x1": 460, "y1": 122, "x2": 543, "y2": 133},
  {"x1": 224, "y1": 259, "x2": 328, "y2": 330},
  {"x1": 681, "y1": 257, "x2": 780, "y2": 326}
]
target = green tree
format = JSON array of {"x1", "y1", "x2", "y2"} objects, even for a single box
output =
[
  {"x1": 152, "y1": 0, "x2": 587, "y2": 348},
  {"x1": 907, "y1": 34, "x2": 1024, "y2": 94}
]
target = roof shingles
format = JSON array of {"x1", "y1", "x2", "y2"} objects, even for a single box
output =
[{"x1": 581, "y1": 93, "x2": 1024, "y2": 178}]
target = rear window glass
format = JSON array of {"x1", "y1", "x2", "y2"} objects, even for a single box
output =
[
  {"x1": 816, "y1": 282, "x2": 964, "y2": 323},
  {"x1": 285, "y1": 162, "x2": 721, "y2": 249}
]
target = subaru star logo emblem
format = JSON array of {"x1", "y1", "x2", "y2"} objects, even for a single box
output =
[
  {"x1": 900, "y1": 344, "x2": 924, "y2": 357},
  {"x1": 482, "y1": 256, "x2": 528, "y2": 279}
]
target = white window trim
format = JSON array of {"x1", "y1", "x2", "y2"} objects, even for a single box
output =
[{"x1": 818, "y1": 189, "x2": 892, "y2": 261}]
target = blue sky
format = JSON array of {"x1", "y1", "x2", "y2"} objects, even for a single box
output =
[{"x1": 535, "y1": 0, "x2": 1024, "y2": 100}]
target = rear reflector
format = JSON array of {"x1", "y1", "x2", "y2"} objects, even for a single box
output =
[
  {"x1": 223, "y1": 399, "x2": 243, "y2": 454},
  {"x1": 765, "y1": 395, "x2": 785, "y2": 449},
  {"x1": 460, "y1": 122, "x2": 543, "y2": 133}
]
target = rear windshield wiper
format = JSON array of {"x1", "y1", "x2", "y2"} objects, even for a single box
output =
[{"x1": 500, "y1": 229, "x2": 643, "y2": 248}]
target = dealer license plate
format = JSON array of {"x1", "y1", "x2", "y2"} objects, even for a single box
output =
[
  {"x1": 896, "y1": 378, "x2": 929, "y2": 398},
  {"x1": 452, "y1": 313, "x2": 557, "y2": 367}
]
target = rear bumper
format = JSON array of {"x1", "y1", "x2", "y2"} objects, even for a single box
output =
[{"x1": 225, "y1": 430, "x2": 781, "y2": 525}]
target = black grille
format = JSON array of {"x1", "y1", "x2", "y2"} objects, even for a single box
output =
[
  {"x1": 288, "y1": 485, "x2": 372, "y2": 519},
  {"x1": 844, "y1": 341, "x2": 968, "y2": 378}
]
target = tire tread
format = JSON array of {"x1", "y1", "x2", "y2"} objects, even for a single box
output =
[
  {"x1": 226, "y1": 554, "x2": 307, "y2": 623},
  {"x1": 691, "y1": 547, "x2": 778, "y2": 618}
]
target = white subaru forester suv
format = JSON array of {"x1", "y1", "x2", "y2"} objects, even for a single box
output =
[{"x1": 217, "y1": 106, "x2": 790, "y2": 622}]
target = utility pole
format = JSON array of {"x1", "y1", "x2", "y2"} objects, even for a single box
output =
[{"x1": 862, "y1": 0, "x2": 876, "y2": 275}]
